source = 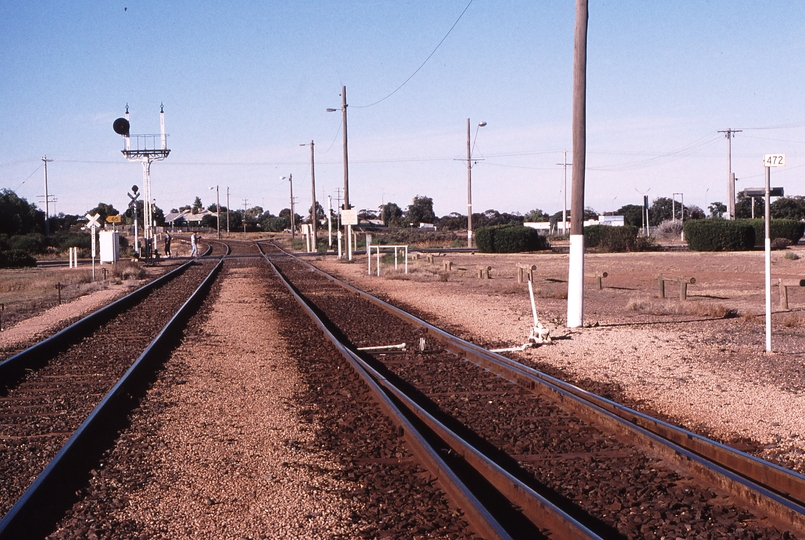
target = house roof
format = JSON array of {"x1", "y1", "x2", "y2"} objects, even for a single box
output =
[{"x1": 166, "y1": 209, "x2": 218, "y2": 224}]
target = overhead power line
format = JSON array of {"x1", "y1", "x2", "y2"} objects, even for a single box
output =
[{"x1": 353, "y1": 0, "x2": 475, "y2": 109}]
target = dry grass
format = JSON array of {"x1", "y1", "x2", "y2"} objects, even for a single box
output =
[
  {"x1": 0, "y1": 261, "x2": 151, "y2": 330},
  {"x1": 781, "y1": 313, "x2": 801, "y2": 328},
  {"x1": 109, "y1": 261, "x2": 147, "y2": 281},
  {"x1": 626, "y1": 295, "x2": 735, "y2": 318}
]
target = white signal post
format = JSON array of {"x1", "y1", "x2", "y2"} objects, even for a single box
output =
[
  {"x1": 86, "y1": 213, "x2": 101, "y2": 281},
  {"x1": 763, "y1": 153, "x2": 785, "y2": 352}
]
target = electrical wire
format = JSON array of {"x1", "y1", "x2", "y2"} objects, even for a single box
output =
[
  {"x1": 739, "y1": 121, "x2": 805, "y2": 131},
  {"x1": 589, "y1": 134, "x2": 722, "y2": 172},
  {"x1": 352, "y1": 0, "x2": 475, "y2": 109},
  {"x1": 13, "y1": 164, "x2": 43, "y2": 191}
]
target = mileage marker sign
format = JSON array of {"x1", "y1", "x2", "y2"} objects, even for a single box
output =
[
  {"x1": 763, "y1": 154, "x2": 786, "y2": 167},
  {"x1": 763, "y1": 154, "x2": 786, "y2": 352}
]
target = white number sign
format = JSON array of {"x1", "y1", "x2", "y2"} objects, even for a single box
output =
[{"x1": 763, "y1": 154, "x2": 786, "y2": 167}]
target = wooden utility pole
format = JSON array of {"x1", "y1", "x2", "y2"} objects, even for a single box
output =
[
  {"x1": 567, "y1": 0, "x2": 588, "y2": 328},
  {"x1": 308, "y1": 141, "x2": 317, "y2": 242},
  {"x1": 288, "y1": 175, "x2": 295, "y2": 239},
  {"x1": 341, "y1": 86, "x2": 349, "y2": 210},
  {"x1": 719, "y1": 128, "x2": 741, "y2": 219},
  {"x1": 42, "y1": 156, "x2": 53, "y2": 236},
  {"x1": 467, "y1": 118, "x2": 473, "y2": 248},
  {"x1": 556, "y1": 150, "x2": 571, "y2": 234}
]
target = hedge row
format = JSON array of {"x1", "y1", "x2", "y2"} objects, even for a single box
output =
[
  {"x1": 584, "y1": 225, "x2": 639, "y2": 252},
  {"x1": 0, "y1": 249, "x2": 37, "y2": 268},
  {"x1": 475, "y1": 225, "x2": 549, "y2": 253},
  {"x1": 737, "y1": 219, "x2": 805, "y2": 246},
  {"x1": 684, "y1": 220, "x2": 755, "y2": 251}
]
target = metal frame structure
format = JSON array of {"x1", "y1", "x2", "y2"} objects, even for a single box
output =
[{"x1": 119, "y1": 105, "x2": 170, "y2": 251}]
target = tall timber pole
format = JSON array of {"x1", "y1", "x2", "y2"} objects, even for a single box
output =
[{"x1": 567, "y1": 0, "x2": 588, "y2": 328}]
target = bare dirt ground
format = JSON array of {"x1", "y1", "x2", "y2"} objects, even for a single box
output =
[{"x1": 313, "y1": 246, "x2": 805, "y2": 474}]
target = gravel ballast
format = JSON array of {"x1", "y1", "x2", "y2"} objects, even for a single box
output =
[{"x1": 314, "y1": 248, "x2": 805, "y2": 473}]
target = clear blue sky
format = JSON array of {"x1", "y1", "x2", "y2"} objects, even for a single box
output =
[{"x1": 2, "y1": 1, "x2": 804, "y2": 220}]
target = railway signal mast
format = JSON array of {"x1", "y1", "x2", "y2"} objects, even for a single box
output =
[{"x1": 113, "y1": 105, "x2": 170, "y2": 256}]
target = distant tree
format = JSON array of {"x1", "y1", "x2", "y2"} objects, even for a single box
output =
[
  {"x1": 436, "y1": 212, "x2": 465, "y2": 231},
  {"x1": 475, "y1": 210, "x2": 523, "y2": 228},
  {"x1": 308, "y1": 202, "x2": 326, "y2": 223},
  {"x1": 736, "y1": 191, "x2": 764, "y2": 219},
  {"x1": 524, "y1": 208, "x2": 550, "y2": 222},
  {"x1": 615, "y1": 204, "x2": 645, "y2": 228},
  {"x1": 192, "y1": 197, "x2": 203, "y2": 214},
  {"x1": 228, "y1": 209, "x2": 243, "y2": 230},
  {"x1": 200, "y1": 213, "x2": 218, "y2": 228},
  {"x1": 357, "y1": 208, "x2": 376, "y2": 222},
  {"x1": 687, "y1": 205, "x2": 705, "y2": 220},
  {"x1": 241, "y1": 206, "x2": 264, "y2": 231},
  {"x1": 261, "y1": 210, "x2": 290, "y2": 232},
  {"x1": 405, "y1": 195, "x2": 436, "y2": 226},
  {"x1": 0, "y1": 189, "x2": 42, "y2": 235},
  {"x1": 381, "y1": 202, "x2": 404, "y2": 227},
  {"x1": 649, "y1": 197, "x2": 673, "y2": 226},
  {"x1": 86, "y1": 202, "x2": 120, "y2": 225},
  {"x1": 649, "y1": 197, "x2": 701, "y2": 224},
  {"x1": 708, "y1": 202, "x2": 727, "y2": 219},
  {"x1": 551, "y1": 206, "x2": 598, "y2": 224},
  {"x1": 771, "y1": 196, "x2": 805, "y2": 220}
]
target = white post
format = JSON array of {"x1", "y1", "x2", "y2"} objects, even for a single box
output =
[
  {"x1": 376, "y1": 248, "x2": 381, "y2": 276},
  {"x1": 367, "y1": 236, "x2": 372, "y2": 275},
  {"x1": 347, "y1": 224, "x2": 353, "y2": 261},
  {"x1": 337, "y1": 230, "x2": 342, "y2": 259},
  {"x1": 765, "y1": 165, "x2": 772, "y2": 352},
  {"x1": 567, "y1": 235, "x2": 585, "y2": 328},
  {"x1": 327, "y1": 195, "x2": 333, "y2": 248},
  {"x1": 404, "y1": 246, "x2": 408, "y2": 274},
  {"x1": 91, "y1": 225, "x2": 97, "y2": 281}
]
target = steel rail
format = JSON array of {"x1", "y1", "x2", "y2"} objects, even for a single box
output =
[
  {"x1": 0, "y1": 258, "x2": 224, "y2": 539},
  {"x1": 260, "y1": 247, "x2": 600, "y2": 539},
  {"x1": 0, "y1": 258, "x2": 196, "y2": 388},
  {"x1": 264, "y1": 243, "x2": 805, "y2": 534}
]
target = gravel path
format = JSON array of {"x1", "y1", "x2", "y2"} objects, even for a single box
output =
[{"x1": 50, "y1": 262, "x2": 361, "y2": 539}]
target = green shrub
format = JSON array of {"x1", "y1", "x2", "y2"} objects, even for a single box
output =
[
  {"x1": 475, "y1": 225, "x2": 549, "y2": 253},
  {"x1": 737, "y1": 219, "x2": 804, "y2": 246},
  {"x1": 584, "y1": 225, "x2": 639, "y2": 252},
  {"x1": 8, "y1": 233, "x2": 46, "y2": 254},
  {"x1": 56, "y1": 232, "x2": 91, "y2": 251},
  {"x1": 0, "y1": 249, "x2": 37, "y2": 268},
  {"x1": 684, "y1": 219, "x2": 755, "y2": 251}
]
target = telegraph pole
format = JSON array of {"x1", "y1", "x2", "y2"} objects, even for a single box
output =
[
  {"x1": 243, "y1": 198, "x2": 248, "y2": 236},
  {"x1": 556, "y1": 150, "x2": 571, "y2": 234},
  {"x1": 719, "y1": 128, "x2": 741, "y2": 219},
  {"x1": 567, "y1": 0, "x2": 588, "y2": 329},
  {"x1": 42, "y1": 156, "x2": 53, "y2": 236},
  {"x1": 300, "y1": 141, "x2": 317, "y2": 242}
]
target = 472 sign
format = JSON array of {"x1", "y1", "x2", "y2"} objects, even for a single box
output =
[{"x1": 763, "y1": 154, "x2": 786, "y2": 167}]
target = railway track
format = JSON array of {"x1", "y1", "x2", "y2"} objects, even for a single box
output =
[
  {"x1": 260, "y1": 242, "x2": 805, "y2": 538},
  {"x1": 5, "y1": 238, "x2": 805, "y2": 537},
  {"x1": 0, "y1": 245, "x2": 221, "y2": 538}
]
